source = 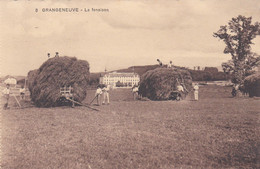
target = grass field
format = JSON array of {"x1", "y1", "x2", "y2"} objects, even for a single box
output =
[{"x1": 1, "y1": 85, "x2": 259, "y2": 169}]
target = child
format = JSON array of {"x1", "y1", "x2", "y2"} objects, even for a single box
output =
[
  {"x1": 102, "y1": 85, "x2": 110, "y2": 105},
  {"x1": 95, "y1": 85, "x2": 102, "y2": 106},
  {"x1": 2, "y1": 84, "x2": 11, "y2": 109}
]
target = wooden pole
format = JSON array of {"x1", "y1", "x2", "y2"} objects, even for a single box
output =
[
  {"x1": 66, "y1": 98, "x2": 99, "y2": 111},
  {"x1": 12, "y1": 94, "x2": 21, "y2": 108},
  {"x1": 89, "y1": 94, "x2": 99, "y2": 105}
]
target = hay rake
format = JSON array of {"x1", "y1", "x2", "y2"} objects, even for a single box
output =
[{"x1": 60, "y1": 86, "x2": 99, "y2": 111}]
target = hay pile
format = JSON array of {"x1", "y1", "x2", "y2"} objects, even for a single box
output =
[
  {"x1": 138, "y1": 68, "x2": 192, "y2": 100},
  {"x1": 244, "y1": 72, "x2": 260, "y2": 97},
  {"x1": 28, "y1": 56, "x2": 90, "y2": 107}
]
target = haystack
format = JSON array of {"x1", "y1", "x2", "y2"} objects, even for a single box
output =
[
  {"x1": 28, "y1": 56, "x2": 90, "y2": 107},
  {"x1": 138, "y1": 68, "x2": 192, "y2": 100},
  {"x1": 244, "y1": 72, "x2": 260, "y2": 97}
]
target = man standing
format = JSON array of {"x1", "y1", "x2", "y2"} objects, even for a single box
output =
[
  {"x1": 95, "y1": 85, "x2": 102, "y2": 106},
  {"x1": 132, "y1": 85, "x2": 139, "y2": 100},
  {"x1": 193, "y1": 83, "x2": 199, "y2": 101},
  {"x1": 102, "y1": 85, "x2": 110, "y2": 105},
  {"x1": 176, "y1": 83, "x2": 184, "y2": 100},
  {"x1": 2, "y1": 84, "x2": 11, "y2": 109}
]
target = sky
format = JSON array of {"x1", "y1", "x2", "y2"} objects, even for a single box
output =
[{"x1": 1, "y1": 0, "x2": 260, "y2": 76}]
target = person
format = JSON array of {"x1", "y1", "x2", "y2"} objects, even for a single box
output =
[
  {"x1": 157, "y1": 59, "x2": 163, "y2": 67},
  {"x1": 102, "y1": 85, "x2": 110, "y2": 105},
  {"x1": 232, "y1": 84, "x2": 240, "y2": 97},
  {"x1": 167, "y1": 61, "x2": 173, "y2": 68},
  {"x1": 95, "y1": 85, "x2": 103, "y2": 106},
  {"x1": 55, "y1": 52, "x2": 59, "y2": 57},
  {"x1": 2, "y1": 84, "x2": 11, "y2": 109},
  {"x1": 193, "y1": 83, "x2": 199, "y2": 101},
  {"x1": 176, "y1": 83, "x2": 184, "y2": 100},
  {"x1": 19, "y1": 85, "x2": 26, "y2": 100},
  {"x1": 132, "y1": 85, "x2": 139, "y2": 100}
]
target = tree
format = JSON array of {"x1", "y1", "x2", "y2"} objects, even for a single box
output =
[{"x1": 214, "y1": 15, "x2": 260, "y2": 84}]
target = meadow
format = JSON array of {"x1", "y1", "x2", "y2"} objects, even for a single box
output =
[{"x1": 1, "y1": 85, "x2": 259, "y2": 169}]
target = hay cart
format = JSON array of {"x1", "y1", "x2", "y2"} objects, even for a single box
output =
[
  {"x1": 169, "y1": 91, "x2": 181, "y2": 101},
  {"x1": 59, "y1": 86, "x2": 99, "y2": 111},
  {"x1": 60, "y1": 86, "x2": 75, "y2": 107},
  {"x1": 169, "y1": 90, "x2": 187, "y2": 101}
]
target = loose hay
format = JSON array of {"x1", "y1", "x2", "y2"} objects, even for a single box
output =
[
  {"x1": 244, "y1": 72, "x2": 260, "y2": 97},
  {"x1": 28, "y1": 56, "x2": 90, "y2": 107},
  {"x1": 138, "y1": 68, "x2": 192, "y2": 100}
]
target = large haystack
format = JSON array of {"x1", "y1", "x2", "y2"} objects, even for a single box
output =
[
  {"x1": 139, "y1": 68, "x2": 192, "y2": 100},
  {"x1": 28, "y1": 56, "x2": 90, "y2": 107},
  {"x1": 244, "y1": 72, "x2": 260, "y2": 97}
]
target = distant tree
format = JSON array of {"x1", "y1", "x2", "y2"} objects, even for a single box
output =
[
  {"x1": 204, "y1": 67, "x2": 218, "y2": 73},
  {"x1": 214, "y1": 15, "x2": 260, "y2": 84}
]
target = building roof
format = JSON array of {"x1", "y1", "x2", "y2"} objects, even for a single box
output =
[{"x1": 103, "y1": 72, "x2": 139, "y2": 78}]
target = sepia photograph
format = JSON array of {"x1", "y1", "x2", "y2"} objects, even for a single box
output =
[{"x1": 0, "y1": 0, "x2": 259, "y2": 168}]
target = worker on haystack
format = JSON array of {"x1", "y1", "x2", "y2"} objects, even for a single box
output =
[
  {"x1": 167, "y1": 61, "x2": 173, "y2": 68},
  {"x1": 2, "y1": 84, "x2": 11, "y2": 109},
  {"x1": 132, "y1": 85, "x2": 139, "y2": 100},
  {"x1": 102, "y1": 84, "x2": 110, "y2": 105},
  {"x1": 19, "y1": 85, "x2": 26, "y2": 100},
  {"x1": 95, "y1": 85, "x2": 102, "y2": 106},
  {"x1": 193, "y1": 83, "x2": 199, "y2": 101},
  {"x1": 55, "y1": 52, "x2": 59, "y2": 57},
  {"x1": 157, "y1": 59, "x2": 163, "y2": 67}
]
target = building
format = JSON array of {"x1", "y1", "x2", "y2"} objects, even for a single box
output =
[{"x1": 100, "y1": 72, "x2": 140, "y2": 87}]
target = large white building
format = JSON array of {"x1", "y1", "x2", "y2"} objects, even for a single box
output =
[{"x1": 100, "y1": 72, "x2": 140, "y2": 87}]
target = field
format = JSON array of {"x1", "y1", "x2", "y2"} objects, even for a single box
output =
[{"x1": 1, "y1": 85, "x2": 259, "y2": 168}]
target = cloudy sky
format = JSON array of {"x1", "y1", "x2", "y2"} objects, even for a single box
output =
[{"x1": 1, "y1": 0, "x2": 260, "y2": 76}]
